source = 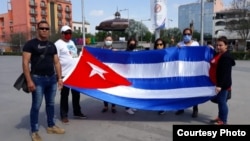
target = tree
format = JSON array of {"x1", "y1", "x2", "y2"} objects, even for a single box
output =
[
  {"x1": 95, "y1": 31, "x2": 110, "y2": 42},
  {"x1": 8, "y1": 32, "x2": 27, "y2": 52},
  {"x1": 153, "y1": 28, "x2": 182, "y2": 46},
  {"x1": 125, "y1": 19, "x2": 151, "y2": 41},
  {"x1": 226, "y1": 0, "x2": 250, "y2": 45}
]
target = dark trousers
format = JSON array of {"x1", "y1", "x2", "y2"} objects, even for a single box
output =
[
  {"x1": 193, "y1": 105, "x2": 198, "y2": 111},
  {"x1": 178, "y1": 105, "x2": 198, "y2": 112},
  {"x1": 60, "y1": 86, "x2": 81, "y2": 118},
  {"x1": 103, "y1": 101, "x2": 115, "y2": 107}
]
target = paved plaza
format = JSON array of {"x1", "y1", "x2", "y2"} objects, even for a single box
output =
[{"x1": 0, "y1": 56, "x2": 249, "y2": 141}]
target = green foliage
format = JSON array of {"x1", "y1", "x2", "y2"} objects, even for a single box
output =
[
  {"x1": 231, "y1": 51, "x2": 250, "y2": 60},
  {"x1": 95, "y1": 31, "x2": 110, "y2": 41},
  {"x1": 49, "y1": 32, "x2": 61, "y2": 43},
  {"x1": 155, "y1": 28, "x2": 182, "y2": 45},
  {"x1": 192, "y1": 30, "x2": 201, "y2": 42},
  {"x1": 125, "y1": 19, "x2": 151, "y2": 41},
  {"x1": 8, "y1": 32, "x2": 27, "y2": 48}
]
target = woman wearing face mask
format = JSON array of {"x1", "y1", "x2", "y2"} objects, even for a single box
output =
[
  {"x1": 103, "y1": 35, "x2": 113, "y2": 49},
  {"x1": 124, "y1": 37, "x2": 138, "y2": 115},
  {"x1": 101, "y1": 35, "x2": 117, "y2": 113},
  {"x1": 176, "y1": 28, "x2": 200, "y2": 118}
]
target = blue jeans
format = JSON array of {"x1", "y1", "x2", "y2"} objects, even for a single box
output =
[
  {"x1": 30, "y1": 74, "x2": 57, "y2": 133},
  {"x1": 217, "y1": 90, "x2": 229, "y2": 124}
]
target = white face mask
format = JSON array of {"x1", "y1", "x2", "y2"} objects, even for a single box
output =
[{"x1": 105, "y1": 41, "x2": 112, "y2": 46}]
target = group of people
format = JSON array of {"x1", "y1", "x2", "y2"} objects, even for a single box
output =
[
  {"x1": 153, "y1": 28, "x2": 235, "y2": 125},
  {"x1": 22, "y1": 20, "x2": 235, "y2": 141}
]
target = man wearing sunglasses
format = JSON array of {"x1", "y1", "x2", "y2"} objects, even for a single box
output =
[
  {"x1": 23, "y1": 21, "x2": 65, "y2": 141},
  {"x1": 55, "y1": 25, "x2": 87, "y2": 124},
  {"x1": 176, "y1": 28, "x2": 200, "y2": 118}
]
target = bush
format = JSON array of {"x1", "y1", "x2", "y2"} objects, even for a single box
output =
[
  {"x1": 1, "y1": 52, "x2": 22, "y2": 56},
  {"x1": 231, "y1": 51, "x2": 250, "y2": 60}
]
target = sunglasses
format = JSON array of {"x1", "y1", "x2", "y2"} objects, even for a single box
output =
[
  {"x1": 39, "y1": 27, "x2": 50, "y2": 31},
  {"x1": 157, "y1": 43, "x2": 163, "y2": 46},
  {"x1": 183, "y1": 33, "x2": 191, "y2": 36}
]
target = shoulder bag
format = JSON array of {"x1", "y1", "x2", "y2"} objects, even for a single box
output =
[{"x1": 13, "y1": 43, "x2": 49, "y2": 93}]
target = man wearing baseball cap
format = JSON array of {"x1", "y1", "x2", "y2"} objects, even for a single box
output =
[{"x1": 55, "y1": 25, "x2": 87, "y2": 124}]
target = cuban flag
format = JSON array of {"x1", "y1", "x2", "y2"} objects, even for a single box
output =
[{"x1": 63, "y1": 46, "x2": 216, "y2": 111}]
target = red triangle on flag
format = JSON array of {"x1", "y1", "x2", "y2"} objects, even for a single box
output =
[{"x1": 63, "y1": 48, "x2": 131, "y2": 89}]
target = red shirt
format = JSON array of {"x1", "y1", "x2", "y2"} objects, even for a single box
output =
[{"x1": 209, "y1": 54, "x2": 221, "y2": 85}]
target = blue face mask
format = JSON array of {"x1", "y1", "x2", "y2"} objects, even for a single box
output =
[{"x1": 183, "y1": 35, "x2": 192, "y2": 43}]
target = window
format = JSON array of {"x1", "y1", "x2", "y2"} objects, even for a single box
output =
[
  {"x1": 30, "y1": 8, "x2": 35, "y2": 14},
  {"x1": 31, "y1": 25, "x2": 36, "y2": 31},
  {"x1": 31, "y1": 17, "x2": 36, "y2": 22},
  {"x1": 41, "y1": 10, "x2": 46, "y2": 15},
  {"x1": 41, "y1": 1, "x2": 45, "y2": 7}
]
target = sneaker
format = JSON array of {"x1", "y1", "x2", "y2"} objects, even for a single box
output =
[
  {"x1": 102, "y1": 108, "x2": 108, "y2": 113},
  {"x1": 31, "y1": 132, "x2": 42, "y2": 141},
  {"x1": 158, "y1": 111, "x2": 166, "y2": 115},
  {"x1": 126, "y1": 108, "x2": 135, "y2": 115},
  {"x1": 175, "y1": 110, "x2": 184, "y2": 115},
  {"x1": 132, "y1": 108, "x2": 137, "y2": 112},
  {"x1": 210, "y1": 117, "x2": 220, "y2": 123},
  {"x1": 47, "y1": 125, "x2": 65, "y2": 134},
  {"x1": 214, "y1": 120, "x2": 226, "y2": 125},
  {"x1": 74, "y1": 113, "x2": 87, "y2": 119},
  {"x1": 61, "y1": 117, "x2": 69, "y2": 124},
  {"x1": 111, "y1": 108, "x2": 117, "y2": 113}
]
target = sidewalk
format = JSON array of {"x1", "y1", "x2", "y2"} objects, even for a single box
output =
[{"x1": 0, "y1": 56, "x2": 249, "y2": 141}]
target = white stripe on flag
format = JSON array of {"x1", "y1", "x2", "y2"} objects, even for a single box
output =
[
  {"x1": 105, "y1": 61, "x2": 210, "y2": 78},
  {"x1": 99, "y1": 86, "x2": 216, "y2": 99}
]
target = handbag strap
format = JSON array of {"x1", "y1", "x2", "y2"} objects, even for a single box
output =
[{"x1": 31, "y1": 42, "x2": 49, "y2": 73}]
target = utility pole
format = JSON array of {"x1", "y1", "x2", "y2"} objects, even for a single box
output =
[
  {"x1": 200, "y1": 0, "x2": 204, "y2": 45},
  {"x1": 81, "y1": 0, "x2": 86, "y2": 46},
  {"x1": 140, "y1": 18, "x2": 151, "y2": 42}
]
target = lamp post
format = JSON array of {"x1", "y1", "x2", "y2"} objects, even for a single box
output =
[
  {"x1": 119, "y1": 9, "x2": 129, "y2": 37},
  {"x1": 168, "y1": 19, "x2": 173, "y2": 29},
  {"x1": 81, "y1": 0, "x2": 86, "y2": 46},
  {"x1": 140, "y1": 18, "x2": 151, "y2": 42},
  {"x1": 119, "y1": 8, "x2": 129, "y2": 24},
  {"x1": 200, "y1": 0, "x2": 204, "y2": 45}
]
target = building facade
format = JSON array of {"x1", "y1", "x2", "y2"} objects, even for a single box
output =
[
  {"x1": 72, "y1": 21, "x2": 90, "y2": 34},
  {"x1": 178, "y1": 0, "x2": 224, "y2": 36},
  {"x1": 0, "y1": 0, "x2": 72, "y2": 43}
]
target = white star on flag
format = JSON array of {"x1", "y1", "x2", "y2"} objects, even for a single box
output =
[{"x1": 87, "y1": 62, "x2": 107, "y2": 79}]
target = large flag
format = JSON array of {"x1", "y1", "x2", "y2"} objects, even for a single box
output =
[{"x1": 63, "y1": 46, "x2": 216, "y2": 111}]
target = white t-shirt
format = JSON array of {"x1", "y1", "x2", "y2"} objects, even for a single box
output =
[
  {"x1": 177, "y1": 40, "x2": 199, "y2": 47},
  {"x1": 55, "y1": 39, "x2": 79, "y2": 77}
]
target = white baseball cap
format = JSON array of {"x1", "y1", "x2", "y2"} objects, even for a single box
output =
[{"x1": 61, "y1": 25, "x2": 71, "y2": 32}]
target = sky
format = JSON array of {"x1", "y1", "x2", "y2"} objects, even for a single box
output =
[{"x1": 0, "y1": 0, "x2": 232, "y2": 34}]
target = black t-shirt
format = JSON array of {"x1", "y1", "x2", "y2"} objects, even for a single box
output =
[{"x1": 23, "y1": 38, "x2": 58, "y2": 76}]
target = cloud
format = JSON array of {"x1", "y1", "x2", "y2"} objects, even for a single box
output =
[{"x1": 89, "y1": 10, "x2": 104, "y2": 17}]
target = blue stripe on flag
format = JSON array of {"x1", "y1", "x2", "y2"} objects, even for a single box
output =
[
  {"x1": 70, "y1": 88, "x2": 213, "y2": 111},
  {"x1": 85, "y1": 46, "x2": 214, "y2": 64},
  {"x1": 128, "y1": 76, "x2": 214, "y2": 89}
]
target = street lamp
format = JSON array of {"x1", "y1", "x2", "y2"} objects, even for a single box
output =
[
  {"x1": 119, "y1": 8, "x2": 129, "y2": 24},
  {"x1": 119, "y1": 8, "x2": 129, "y2": 38},
  {"x1": 140, "y1": 18, "x2": 151, "y2": 42},
  {"x1": 81, "y1": 0, "x2": 86, "y2": 46},
  {"x1": 168, "y1": 19, "x2": 173, "y2": 29}
]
